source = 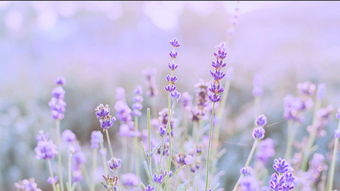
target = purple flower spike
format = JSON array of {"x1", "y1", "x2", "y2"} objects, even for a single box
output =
[
  {"x1": 15, "y1": 178, "x2": 42, "y2": 191},
  {"x1": 273, "y1": 158, "x2": 290, "y2": 174},
  {"x1": 255, "y1": 114, "x2": 267, "y2": 127},
  {"x1": 132, "y1": 86, "x2": 144, "y2": 117},
  {"x1": 170, "y1": 39, "x2": 180, "y2": 48},
  {"x1": 62, "y1": 129, "x2": 76, "y2": 143},
  {"x1": 269, "y1": 158, "x2": 295, "y2": 191},
  {"x1": 108, "y1": 157, "x2": 122, "y2": 171},
  {"x1": 35, "y1": 138, "x2": 57, "y2": 160},
  {"x1": 49, "y1": 78, "x2": 67, "y2": 120},
  {"x1": 91, "y1": 131, "x2": 103, "y2": 149},
  {"x1": 95, "y1": 104, "x2": 116, "y2": 130},
  {"x1": 336, "y1": 108, "x2": 340, "y2": 119},
  {"x1": 252, "y1": 127, "x2": 265, "y2": 140},
  {"x1": 335, "y1": 129, "x2": 340, "y2": 138},
  {"x1": 209, "y1": 42, "x2": 228, "y2": 103},
  {"x1": 145, "y1": 185, "x2": 154, "y2": 191},
  {"x1": 47, "y1": 176, "x2": 58, "y2": 184},
  {"x1": 55, "y1": 76, "x2": 66, "y2": 86}
]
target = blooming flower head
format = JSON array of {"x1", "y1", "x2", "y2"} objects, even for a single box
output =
[
  {"x1": 165, "y1": 38, "x2": 181, "y2": 99},
  {"x1": 35, "y1": 138, "x2": 57, "y2": 160},
  {"x1": 15, "y1": 178, "x2": 42, "y2": 191},
  {"x1": 252, "y1": 127, "x2": 265, "y2": 140},
  {"x1": 62, "y1": 129, "x2": 76, "y2": 143},
  {"x1": 55, "y1": 76, "x2": 66, "y2": 86},
  {"x1": 153, "y1": 171, "x2": 168, "y2": 184},
  {"x1": 270, "y1": 158, "x2": 295, "y2": 191},
  {"x1": 48, "y1": 77, "x2": 66, "y2": 120},
  {"x1": 132, "y1": 86, "x2": 144, "y2": 117},
  {"x1": 175, "y1": 153, "x2": 193, "y2": 166},
  {"x1": 209, "y1": 43, "x2": 228, "y2": 103},
  {"x1": 95, "y1": 104, "x2": 116, "y2": 130},
  {"x1": 255, "y1": 114, "x2": 267, "y2": 127},
  {"x1": 145, "y1": 185, "x2": 154, "y2": 191},
  {"x1": 91, "y1": 130, "x2": 103, "y2": 149},
  {"x1": 297, "y1": 81, "x2": 316, "y2": 96},
  {"x1": 273, "y1": 158, "x2": 290, "y2": 174},
  {"x1": 108, "y1": 157, "x2": 122, "y2": 171}
]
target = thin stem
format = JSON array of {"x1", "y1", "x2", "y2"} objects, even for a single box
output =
[
  {"x1": 205, "y1": 103, "x2": 215, "y2": 191},
  {"x1": 56, "y1": 120, "x2": 64, "y2": 191},
  {"x1": 134, "y1": 117, "x2": 140, "y2": 177},
  {"x1": 326, "y1": 120, "x2": 340, "y2": 191},
  {"x1": 284, "y1": 121, "x2": 294, "y2": 160},
  {"x1": 147, "y1": 108, "x2": 152, "y2": 178},
  {"x1": 301, "y1": 98, "x2": 321, "y2": 170},
  {"x1": 67, "y1": 153, "x2": 72, "y2": 191},
  {"x1": 231, "y1": 139, "x2": 259, "y2": 191},
  {"x1": 90, "y1": 149, "x2": 97, "y2": 191},
  {"x1": 47, "y1": 159, "x2": 57, "y2": 191},
  {"x1": 166, "y1": 93, "x2": 173, "y2": 172},
  {"x1": 99, "y1": 142, "x2": 108, "y2": 175},
  {"x1": 105, "y1": 130, "x2": 114, "y2": 159}
]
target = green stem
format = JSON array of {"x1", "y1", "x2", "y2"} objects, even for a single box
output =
[
  {"x1": 134, "y1": 117, "x2": 140, "y2": 177},
  {"x1": 67, "y1": 153, "x2": 72, "y2": 191},
  {"x1": 105, "y1": 130, "x2": 114, "y2": 159},
  {"x1": 326, "y1": 120, "x2": 340, "y2": 191},
  {"x1": 301, "y1": 98, "x2": 321, "y2": 170},
  {"x1": 47, "y1": 159, "x2": 57, "y2": 191},
  {"x1": 90, "y1": 149, "x2": 97, "y2": 191},
  {"x1": 205, "y1": 103, "x2": 215, "y2": 191},
  {"x1": 147, "y1": 108, "x2": 153, "y2": 184},
  {"x1": 166, "y1": 93, "x2": 173, "y2": 172},
  {"x1": 56, "y1": 120, "x2": 64, "y2": 191},
  {"x1": 284, "y1": 121, "x2": 294, "y2": 160},
  {"x1": 99, "y1": 142, "x2": 108, "y2": 175},
  {"x1": 232, "y1": 139, "x2": 259, "y2": 191}
]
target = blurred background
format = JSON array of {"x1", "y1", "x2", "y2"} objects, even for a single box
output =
[{"x1": 1, "y1": 1, "x2": 340, "y2": 190}]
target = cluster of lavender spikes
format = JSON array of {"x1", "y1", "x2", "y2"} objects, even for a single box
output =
[{"x1": 15, "y1": 40, "x2": 340, "y2": 191}]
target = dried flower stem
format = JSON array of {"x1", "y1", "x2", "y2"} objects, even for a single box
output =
[
  {"x1": 326, "y1": 120, "x2": 340, "y2": 191},
  {"x1": 147, "y1": 108, "x2": 152, "y2": 182},
  {"x1": 47, "y1": 159, "x2": 57, "y2": 191},
  {"x1": 56, "y1": 120, "x2": 64, "y2": 191},
  {"x1": 205, "y1": 103, "x2": 215, "y2": 191},
  {"x1": 134, "y1": 116, "x2": 140, "y2": 177}
]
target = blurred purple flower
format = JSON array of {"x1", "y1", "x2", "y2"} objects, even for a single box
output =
[
  {"x1": 121, "y1": 173, "x2": 139, "y2": 187},
  {"x1": 15, "y1": 178, "x2": 42, "y2": 191},
  {"x1": 48, "y1": 79, "x2": 66, "y2": 120},
  {"x1": 62, "y1": 129, "x2": 76, "y2": 143},
  {"x1": 132, "y1": 86, "x2": 144, "y2": 117},
  {"x1": 145, "y1": 185, "x2": 154, "y2": 191},
  {"x1": 143, "y1": 68, "x2": 158, "y2": 97},
  {"x1": 255, "y1": 114, "x2": 267, "y2": 127},
  {"x1": 108, "y1": 157, "x2": 121, "y2": 171},
  {"x1": 297, "y1": 81, "x2": 316, "y2": 96},
  {"x1": 252, "y1": 75, "x2": 263, "y2": 97},
  {"x1": 91, "y1": 131, "x2": 103, "y2": 149},
  {"x1": 252, "y1": 127, "x2": 265, "y2": 140},
  {"x1": 35, "y1": 138, "x2": 57, "y2": 160},
  {"x1": 47, "y1": 176, "x2": 58, "y2": 185},
  {"x1": 256, "y1": 138, "x2": 275, "y2": 164},
  {"x1": 55, "y1": 76, "x2": 66, "y2": 86},
  {"x1": 95, "y1": 104, "x2": 116, "y2": 130}
]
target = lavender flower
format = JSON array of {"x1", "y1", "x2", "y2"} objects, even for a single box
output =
[
  {"x1": 35, "y1": 138, "x2": 57, "y2": 160},
  {"x1": 335, "y1": 129, "x2": 340, "y2": 138},
  {"x1": 15, "y1": 178, "x2": 42, "y2": 191},
  {"x1": 158, "y1": 108, "x2": 173, "y2": 137},
  {"x1": 165, "y1": 39, "x2": 180, "y2": 98},
  {"x1": 336, "y1": 108, "x2": 340, "y2": 119},
  {"x1": 108, "y1": 157, "x2": 122, "y2": 171},
  {"x1": 90, "y1": 130, "x2": 103, "y2": 149},
  {"x1": 121, "y1": 173, "x2": 139, "y2": 187},
  {"x1": 132, "y1": 86, "x2": 143, "y2": 117},
  {"x1": 175, "y1": 153, "x2": 194, "y2": 166},
  {"x1": 273, "y1": 158, "x2": 290, "y2": 174},
  {"x1": 209, "y1": 43, "x2": 227, "y2": 103},
  {"x1": 55, "y1": 76, "x2": 66, "y2": 86},
  {"x1": 252, "y1": 127, "x2": 265, "y2": 140},
  {"x1": 316, "y1": 83, "x2": 326, "y2": 99},
  {"x1": 143, "y1": 68, "x2": 158, "y2": 97},
  {"x1": 62, "y1": 129, "x2": 76, "y2": 143},
  {"x1": 95, "y1": 104, "x2": 116, "y2": 130},
  {"x1": 270, "y1": 158, "x2": 295, "y2": 191},
  {"x1": 181, "y1": 92, "x2": 192, "y2": 111},
  {"x1": 297, "y1": 81, "x2": 316, "y2": 96},
  {"x1": 47, "y1": 176, "x2": 58, "y2": 184},
  {"x1": 256, "y1": 138, "x2": 275, "y2": 164},
  {"x1": 72, "y1": 145, "x2": 85, "y2": 182},
  {"x1": 240, "y1": 175, "x2": 259, "y2": 191},
  {"x1": 48, "y1": 77, "x2": 66, "y2": 120},
  {"x1": 283, "y1": 95, "x2": 304, "y2": 122},
  {"x1": 255, "y1": 114, "x2": 267, "y2": 127},
  {"x1": 153, "y1": 171, "x2": 168, "y2": 184},
  {"x1": 192, "y1": 80, "x2": 209, "y2": 121},
  {"x1": 145, "y1": 185, "x2": 154, "y2": 191},
  {"x1": 36, "y1": 130, "x2": 48, "y2": 142}
]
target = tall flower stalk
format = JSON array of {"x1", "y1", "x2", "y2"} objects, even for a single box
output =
[
  {"x1": 326, "y1": 109, "x2": 340, "y2": 191},
  {"x1": 48, "y1": 76, "x2": 66, "y2": 191},
  {"x1": 205, "y1": 43, "x2": 227, "y2": 191}
]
